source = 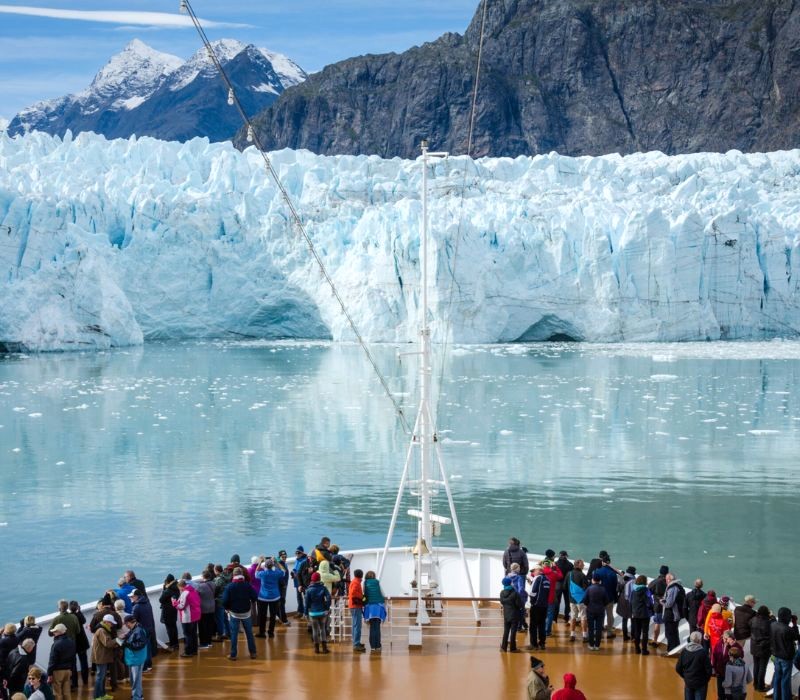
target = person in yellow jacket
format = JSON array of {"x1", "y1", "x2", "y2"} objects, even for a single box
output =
[
  {"x1": 318, "y1": 560, "x2": 341, "y2": 595},
  {"x1": 90, "y1": 615, "x2": 119, "y2": 700}
]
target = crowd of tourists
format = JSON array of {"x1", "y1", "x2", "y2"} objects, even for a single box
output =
[
  {"x1": 0, "y1": 536, "x2": 388, "y2": 700},
  {"x1": 502, "y1": 539, "x2": 800, "y2": 700}
]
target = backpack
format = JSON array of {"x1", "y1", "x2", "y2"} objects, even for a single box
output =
[
  {"x1": 569, "y1": 572, "x2": 586, "y2": 604},
  {"x1": 125, "y1": 625, "x2": 148, "y2": 651}
]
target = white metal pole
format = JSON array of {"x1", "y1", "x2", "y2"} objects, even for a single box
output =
[{"x1": 419, "y1": 140, "x2": 432, "y2": 549}]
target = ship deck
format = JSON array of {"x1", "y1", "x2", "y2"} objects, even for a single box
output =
[{"x1": 119, "y1": 611, "x2": 689, "y2": 699}]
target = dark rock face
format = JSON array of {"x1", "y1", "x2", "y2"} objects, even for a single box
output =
[{"x1": 240, "y1": 0, "x2": 800, "y2": 158}]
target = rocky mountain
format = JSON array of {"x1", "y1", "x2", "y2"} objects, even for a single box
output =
[
  {"x1": 238, "y1": 0, "x2": 800, "y2": 158},
  {"x1": 8, "y1": 39, "x2": 306, "y2": 142}
]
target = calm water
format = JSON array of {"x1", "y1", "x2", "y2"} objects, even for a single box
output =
[{"x1": 1, "y1": 340, "x2": 799, "y2": 621}]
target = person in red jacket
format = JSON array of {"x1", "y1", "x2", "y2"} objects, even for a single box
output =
[
  {"x1": 552, "y1": 673, "x2": 587, "y2": 700},
  {"x1": 348, "y1": 569, "x2": 366, "y2": 653},
  {"x1": 543, "y1": 560, "x2": 564, "y2": 636}
]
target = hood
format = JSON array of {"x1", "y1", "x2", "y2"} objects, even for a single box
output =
[
  {"x1": 685, "y1": 642, "x2": 704, "y2": 652},
  {"x1": 777, "y1": 607, "x2": 791, "y2": 624},
  {"x1": 319, "y1": 560, "x2": 331, "y2": 573},
  {"x1": 668, "y1": 579, "x2": 683, "y2": 588},
  {"x1": 563, "y1": 673, "x2": 577, "y2": 689}
]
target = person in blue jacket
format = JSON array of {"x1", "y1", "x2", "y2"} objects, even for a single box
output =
[
  {"x1": 304, "y1": 572, "x2": 332, "y2": 654},
  {"x1": 121, "y1": 615, "x2": 148, "y2": 700},
  {"x1": 593, "y1": 558, "x2": 620, "y2": 639},
  {"x1": 255, "y1": 558, "x2": 284, "y2": 638}
]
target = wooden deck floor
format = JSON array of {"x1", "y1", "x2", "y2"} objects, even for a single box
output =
[{"x1": 73, "y1": 616, "x2": 714, "y2": 699}]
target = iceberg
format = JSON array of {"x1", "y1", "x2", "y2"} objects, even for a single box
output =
[{"x1": 1, "y1": 131, "x2": 799, "y2": 351}]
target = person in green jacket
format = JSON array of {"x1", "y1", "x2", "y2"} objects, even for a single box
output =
[{"x1": 363, "y1": 571, "x2": 386, "y2": 653}]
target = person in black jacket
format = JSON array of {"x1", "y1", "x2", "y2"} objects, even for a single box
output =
[
  {"x1": 4, "y1": 638, "x2": 36, "y2": 694},
  {"x1": 648, "y1": 565, "x2": 669, "y2": 647},
  {"x1": 159, "y1": 574, "x2": 180, "y2": 650},
  {"x1": 47, "y1": 624, "x2": 76, "y2": 699},
  {"x1": 554, "y1": 551, "x2": 574, "y2": 624},
  {"x1": 683, "y1": 579, "x2": 705, "y2": 635},
  {"x1": 130, "y1": 589, "x2": 157, "y2": 670},
  {"x1": 68, "y1": 601, "x2": 90, "y2": 689},
  {"x1": 584, "y1": 575, "x2": 609, "y2": 651},
  {"x1": 732, "y1": 595, "x2": 757, "y2": 641},
  {"x1": 502, "y1": 537, "x2": 529, "y2": 576},
  {"x1": 749, "y1": 605, "x2": 773, "y2": 692},
  {"x1": 222, "y1": 569, "x2": 258, "y2": 660},
  {"x1": 770, "y1": 607, "x2": 799, "y2": 700},
  {"x1": 499, "y1": 577, "x2": 522, "y2": 652},
  {"x1": 675, "y1": 630, "x2": 713, "y2": 700},
  {"x1": 630, "y1": 575, "x2": 654, "y2": 655}
]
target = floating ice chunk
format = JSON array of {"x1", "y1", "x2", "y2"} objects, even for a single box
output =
[
  {"x1": 62, "y1": 503, "x2": 71, "y2": 508},
  {"x1": 11, "y1": 447, "x2": 20, "y2": 453},
  {"x1": 242, "y1": 449, "x2": 256, "y2": 454},
  {"x1": 56, "y1": 460, "x2": 65, "y2": 465},
  {"x1": 650, "y1": 374, "x2": 678, "y2": 381},
  {"x1": 602, "y1": 488, "x2": 615, "y2": 493},
  {"x1": 499, "y1": 429, "x2": 513, "y2": 436},
  {"x1": 28, "y1": 412, "x2": 42, "y2": 418},
  {"x1": 748, "y1": 429, "x2": 780, "y2": 435}
]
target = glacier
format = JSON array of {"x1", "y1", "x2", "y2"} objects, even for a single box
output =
[{"x1": 0, "y1": 131, "x2": 799, "y2": 351}]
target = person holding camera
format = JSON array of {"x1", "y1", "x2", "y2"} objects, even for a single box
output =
[{"x1": 255, "y1": 557, "x2": 283, "y2": 639}]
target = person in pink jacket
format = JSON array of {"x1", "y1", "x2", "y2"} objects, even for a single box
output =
[{"x1": 173, "y1": 579, "x2": 201, "y2": 657}]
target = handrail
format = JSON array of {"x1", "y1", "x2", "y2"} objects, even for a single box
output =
[{"x1": 388, "y1": 596, "x2": 499, "y2": 603}]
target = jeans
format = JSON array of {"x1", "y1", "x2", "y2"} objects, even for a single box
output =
[
  {"x1": 555, "y1": 584, "x2": 570, "y2": 622},
  {"x1": 279, "y1": 585, "x2": 288, "y2": 622},
  {"x1": 631, "y1": 617, "x2": 649, "y2": 651},
  {"x1": 683, "y1": 687, "x2": 707, "y2": 700},
  {"x1": 351, "y1": 607, "x2": 363, "y2": 646},
  {"x1": 228, "y1": 615, "x2": 256, "y2": 658},
  {"x1": 368, "y1": 619, "x2": 382, "y2": 649},
  {"x1": 587, "y1": 611, "x2": 604, "y2": 647},
  {"x1": 772, "y1": 657, "x2": 793, "y2": 700},
  {"x1": 752, "y1": 653, "x2": 768, "y2": 691},
  {"x1": 128, "y1": 664, "x2": 144, "y2": 700},
  {"x1": 93, "y1": 663, "x2": 108, "y2": 699},
  {"x1": 310, "y1": 615, "x2": 327, "y2": 644},
  {"x1": 215, "y1": 604, "x2": 230, "y2": 637},
  {"x1": 529, "y1": 606, "x2": 547, "y2": 648},
  {"x1": 501, "y1": 618, "x2": 519, "y2": 650},
  {"x1": 295, "y1": 588, "x2": 305, "y2": 616},
  {"x1": 181, "y1": 621, "x2": 198, "y2": 655},
  {"x1": 545, "y1": 602, "x2": 557, "y2": 635},
  {"x1": 257, "y1": 599, "x2": 280, "y2": 636}
]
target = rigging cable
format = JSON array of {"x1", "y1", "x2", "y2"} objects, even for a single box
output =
[
  {"x1": 180, "y1": 0, "x2": 412, "y2": 435},
  {"x1": 434, "y1": 0, "x2": 490, "y2": 426}
]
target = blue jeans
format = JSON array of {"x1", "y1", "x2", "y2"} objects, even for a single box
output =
[
  {"x1": 587, "y1": 612, "x2": 603, "y2": 647},
  {"x1": 93, "y1": 663, "x2": 108, "y2": 699},
  {"x1": 683, "y1": 687, "x2": 707, "y2": 700},
  {"x1": 369, "y1": 619, "x2": 382, "y2": 649},
  {"x1": 772, "y1": 657, "x2": 792, "y2": 700},
  {"x1": 545, "y1": 602, "x2": 557, "y2": 635},
  {"x1": 129, "y1": 664, "x2": 144, "y2": 700},
  {"x1": 351, "y1": 607, "x2": 363, "y2": 646},
  {"x1": 229, "y1": 615, "x2": 256, "y2": 658},
  {"x1": 215, "y1": 604, "x2": 229, "y2": 637}
]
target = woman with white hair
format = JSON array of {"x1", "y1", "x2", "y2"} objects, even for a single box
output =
[{"x1": 675, "y1": 630, "x2": 713, "y2": 700}]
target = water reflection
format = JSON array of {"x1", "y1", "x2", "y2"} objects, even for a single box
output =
[{"x1": 0, "y1": 340, "x2": 798, "y2": 619}]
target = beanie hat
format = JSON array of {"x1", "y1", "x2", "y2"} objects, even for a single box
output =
[
  {"x1": 530, "y1": 655, "x2": 544, "y2": 669},
  {"x1": 626, "y1": 566, "x2": 637, "y2": 575},
  {"x1": 545, "y1": 549, "x2": 556, "y2": 559},
  {"x1": 310, "y1": 572, "x2": 321, "y2": 582},
  {"x1": 659, "y1": 565, "x2": 669, "y2": 576},
  {"x1": 501, "y1": 577, "x2": 512, "y2": 587},
  {"x1": 295, "y1": 545, "x2": 304, "y2": 553}
]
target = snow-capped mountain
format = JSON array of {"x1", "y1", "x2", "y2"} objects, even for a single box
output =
[
  {"x1": 1, "y1": 132, "x2": 799, "y2": 351},
  {"x1": 7, "y1": 39, "x2": 306, "y2": 142},
  {"x1": 0, "y1": 117, "x2": 8, "y2": 133}
]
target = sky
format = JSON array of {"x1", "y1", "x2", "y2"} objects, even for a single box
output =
[{"x1": 0, "y1": 0, "x2": 479, "y2": 120}]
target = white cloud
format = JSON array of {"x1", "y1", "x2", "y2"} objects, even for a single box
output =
[{"x1": 0, "y1": 5, "x2": 251, "y2": 28}]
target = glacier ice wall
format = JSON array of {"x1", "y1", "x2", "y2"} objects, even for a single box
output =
[{"x1": 1, "y1": 131, "x2": 799, "y2": 350}]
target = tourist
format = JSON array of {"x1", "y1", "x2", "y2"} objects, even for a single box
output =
[
  {"x1": 4, "y1": 637, "x2": 36, "y2": 694},
  {"x1": 616, "y1": 566, "x2": 636, "y2": 642},
  {"x1": 500, "y1": 576, "x2": 521, "y2": 652},
  {"x1": 115, "y1": 578, "x2": 135, "y2": 614},
  {"x1": 224, "y1": 555, "x2": 249, "y2": 582},
  {"x1": 158, "y1": 575, "x2": 180, "y2": 651},
  {"x1": 318, "y1": 558, "x2": 341, "y2": 596},
  {"x1": 49, "y1": 601, "x2": 79, "y2": 642},
  {"x1": 722, "y1": 646, "x2": 752, "y2": 700},
  {"x1": 554, "y1": 552, "x2": 574, "y2": 625},
  {"x1": 276, "y1": 550, "x2": 292, "y2": 625},
  {"x1": 696, "y1": 589, "x2": 717, "y2": 640},
  {"x1": 675, "y1": 630, "x2": 713, "y2": 700},
  {"x1": 0, "y1": 623, "x2": 18, "y2": 673},
  {"x1": 566, "y1": 559, "x2": 588, "y2": 643},
  {"x1": 527, "y1": 565, "x2": 550, "y2": 651},
  {"x1": 129, "y1": 589, "x2": 156, "y2": 670},
  {"x1": 348, "y1": 568, "x2": 366, "y2": 653},
  {"x1": 770, "y1": 607, "x2": 799, "y2": 700},
  {"x1": 47, "y1": 623, "x2": 75, "y2": 700},
  {"x1": 648, "y1": 565, "x2": 669, "y2": 647},
  {"x1": 593, "y1": 557, "x2": 619, "y2": 639},
  {"x1": 112, "y1": 601, "x2": 128, "y2": 685},
  {"x1": 711, "y1": 631, "x2": 742, "y2": 700},
  {"x1": 291, "y1": 546, "x2": 311, "y2": 619},
  {"x1": 584, "y1": 574, "x2": 609, "y2": 651},
  {"x1": 255, "y1": 557, "x2": 283, "y2": 639},
  {"x1": 25, "y1": 667, "x2": 47, "y2": 700},
  {"x1": 314, "y1": 537, "x2": 333, "y2": 564},
  {"x1": 629, "y1": 574, "x2": 653, "y2": 655},
  {"x1": 173, "y1": 579, "x2": 201, "y2": 657},
  {"x1": 67, "y1": 601, "x2": 90, "y2": 689},
  {"x1": 15, "y1": 615, "x2": 42, "y2": 650},
  {"x1": 732, "y1": 594, "x2": 756, "y2": 643},
  {"x1": 195, "y1": 570, "x2": 217, "y2": 648},
  {"x1": 503, "y1": 537, "x2": 529, "y2": 576},
  {"x1": 508, "y1": 563, "x2": 528, "y2": 633},
  {"x1": 586, "y1": 550, "x2": 609, "y2": 582},
  {"x1": 363, "y1": 570, "x2": 387, "y2": 653},
  {"x1": 304, "y1": 571, "x2": 331, "y2": 654},
  {"x1": 121, "y1": 615, "x2": 148, "y2": 700},
  {"x1": 125, "y1": 570, "x2": 146, "y2": 596},
  {"x1": 90, "y1": 614, "x2": 117, "y2": 700},
  {"x1": 526, "y1": 656, "x2": 552, "y2": 700},
  {"x1": 329, "y1": 544, "x2": 351, "y2": 597},
  {"x1": 662, "y1": 573, "x2": 685, "y2": 653},
  {"x1": 551, "y1": 673, "x2": 586, "y2": 700},
  {"x1": 247, "y1": 558, "x2": 261, "y2": 600},
  {"x1": 748, "y1": 605, "x2": 772, "y2": 692},
  {"x1": 542, "y1": 559, "x2": 564, "y2": 637},
  {"x1": 704, "y1": 604, "x2": 731, "y2": 654},
  {"x1": 683, "y1": 579, "x2": 706, "y2": 636},
  {"x1": 89, "y1": 596, "x2": 122, "y2": 692},
  {"x1": 222, "y1": 568, "x2": 258, "y2": 661},
  {"x1": 212, "y1": 565, "x2": 230, "y2": 641}
]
